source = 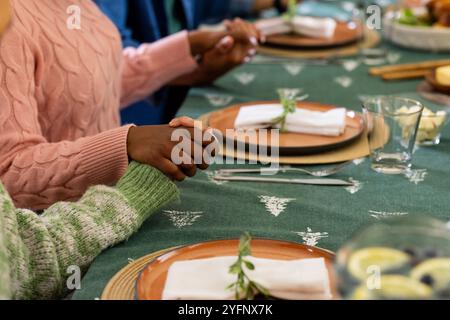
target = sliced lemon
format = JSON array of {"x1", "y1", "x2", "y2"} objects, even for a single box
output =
[
  {"x1": 348, "y1": 247, "x2": 410, "y2": 280},
  {"x1": 351, "y1": 275, "x2": 432, "y2": 300},
  {"x1": 350, "y1": 286, "x2": 375, "y2": 300},
  {"x1": 411, "y1": 258, "x2": 450, "y2": 291}
]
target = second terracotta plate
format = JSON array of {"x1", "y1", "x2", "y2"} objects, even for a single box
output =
[
  {"x1": 135, "y1": 239, "x2": 336, "y2": 300},
  {"x1": 426, "y1": 70, "x2": 450, "y2": 95},
  {"x1": 265, "y1": 21, "x2": 362, "y2": 49},
  {"x1": 206, "y1": 101, "x2": 364, "y2": 156}
]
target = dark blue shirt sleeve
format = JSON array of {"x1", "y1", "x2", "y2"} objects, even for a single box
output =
[{"x1": 94, "y1": 0, "x2": 141, "y2": 48}]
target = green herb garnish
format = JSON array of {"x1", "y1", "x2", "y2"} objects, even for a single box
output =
[
  {"x1": 397, "y1": 8, "x2": 432, "y2": 27},
  {"x1": 227, "y1": 232, "x2": 270, "y2": 300},
  {"x1": 271, "y1": 89, "x2": 299, "y2": 132},
  {"x1": 283, "y1": 0, "x2": 298, "y2": 21}
]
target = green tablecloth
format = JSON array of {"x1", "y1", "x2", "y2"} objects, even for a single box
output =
[{"x1": 73, "y1": 39, "x2": 450, "y2": 300}]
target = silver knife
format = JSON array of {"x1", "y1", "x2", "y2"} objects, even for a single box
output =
[
  {"x1": 249, "y1": 57, "x2": 343, "y2": 66},
  {"x1": 213, "y1": 175, "x2": 354, "y2": 186}
]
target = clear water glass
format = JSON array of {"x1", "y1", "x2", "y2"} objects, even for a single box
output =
[{"x1": 363, "y1": 97, "x2": 424, "y2": 174}]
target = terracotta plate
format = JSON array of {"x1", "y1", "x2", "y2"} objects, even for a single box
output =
[
  {"x1": 265, "y1": 21, "x2": 362, "y2": 49},
  {"x1": 206, "y1": 101, "x2": 364, "y2": 156},
  {"x1": 135, "y1": 239, "x2": 336, "y2": 300},
  {"x1": 426, "y1": 70, "x2": 450, "y2": 95}
]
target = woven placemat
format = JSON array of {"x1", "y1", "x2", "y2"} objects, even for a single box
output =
[
  {"x1": 258, "y1": 27, "x2": 380, "y2": 59},
  {"x1": 101, "y1": 247, "x2": 177, "y2": 300}
]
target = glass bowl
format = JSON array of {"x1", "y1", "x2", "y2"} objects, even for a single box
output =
[
  {"x1": 416, "y1": 105, "x2": 448, "y2": 146},
  {"x1": 391, "y1": 93, "x2": 448, "y2": 146},
  {"x1": 335, "y1": 215, "x2": 450, "y2": 300}
]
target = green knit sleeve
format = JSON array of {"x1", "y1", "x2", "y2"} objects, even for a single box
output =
[
  {"x1": 0, "y1": 184, "x2": 13, "y2": 299},
  {"x1": 0, "y1": 162, "x2": 178, "y2": 299}
]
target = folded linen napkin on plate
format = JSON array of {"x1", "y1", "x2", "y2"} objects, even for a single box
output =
[
  {"x1": 234, "y1": 104, "x2": 347, "y2": 137},
  {"x1": 162, "y1": 256, "x2": 331, "y2": 300},
  {"x1": 292, "y1": 16, "x2": 337, "y2": 39},
  {"x1": 255, "y1": 17, "x2": 293, "y2": 36},
  {"x1": 256, "y1": 16, "x2": 337, "y2": 38}
]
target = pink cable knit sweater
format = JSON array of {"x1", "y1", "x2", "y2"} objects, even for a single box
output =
[{"x1": 0, "y1": 0, "x2": 198, "y2": 210}]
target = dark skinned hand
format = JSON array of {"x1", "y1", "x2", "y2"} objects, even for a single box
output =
[{"x1": 127, "y1": 117, "x2": 217, "y2": 181}]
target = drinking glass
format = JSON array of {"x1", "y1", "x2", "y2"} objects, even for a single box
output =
[{"x1": 363, "y1": 97, "x2": 424, "y2": 174}]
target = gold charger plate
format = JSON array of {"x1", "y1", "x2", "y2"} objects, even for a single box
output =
[
  {"x1": 258, "y1": 27, "x2": 380, "y2": 59},
  {"x1": 135, "y1": 239, "x2": 337, "y2": 300},
  {"x1": 266, "y1": 21, "x2": 362, "y2": 49}
]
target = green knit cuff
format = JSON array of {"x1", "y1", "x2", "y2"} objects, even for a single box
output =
[{"x1": 117, "y1": 162, "x2": 179, "y2": 218}]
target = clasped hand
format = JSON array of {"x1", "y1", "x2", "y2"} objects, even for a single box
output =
[{"x1": 127, "y1": 117, "x2": 218, "y2": 181}]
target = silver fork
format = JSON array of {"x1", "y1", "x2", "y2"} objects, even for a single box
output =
[{"x1": 216, "y1": 161, "x2": 352, "y2": 177}]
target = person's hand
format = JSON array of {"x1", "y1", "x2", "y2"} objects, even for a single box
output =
[
  {"x1": 187, "y1": 19, "x2": 263, "y2": 58},
  {"x1": 168, "y1": 116, "x2": 198, "y2": 128},
  {"x1": 224, "y1": 18, "x2": 264, "y2": 44},
  {"x1": 173, "y1": 19, "x2": 262, "y2": 86},
  {"x1": 127, "y1": 121, "x2": 215, "y2": 181},
  {"x1": 187, "y1": 30, "x2": 231, "y2": 57}
]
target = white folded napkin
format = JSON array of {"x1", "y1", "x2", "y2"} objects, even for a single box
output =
[
  {"x1": 234, "y1": 104, "x2": 347, "y2": 137},
  {"x1": 162, "y1": 256, "x2": 331, "y2": 300},
  {"x1": 292, "y1": 16, "x2": 337, "y2": 39},
  {"x1": 255, "y1": 16, "x2": 337, "y2": 39},
  {"x1": 255, "y1": 17, "x2": 293, "y2": 36}
]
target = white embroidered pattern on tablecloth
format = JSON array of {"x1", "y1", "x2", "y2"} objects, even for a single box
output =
[
  {"x1": 345, "y1": 178, "x2": 364, "y2": 194},
  {"x1": 163, "y1": 210, "x2": 203, "y2": 228},
  {"x1": 334, "y1": 76, "x2": 353, "y2": 88},
  {"x1": 204, "y1": 94, "x2": 234, "y2": 107},
  {"x1": 234, "y1": 72, "x2": 256, "y2": 85},
  {"x1": 259, "y1": 195, "x2": 295, "y2": 217},
  {"x1": 283, "y1": 63, "x2": 304, "y2": 76},
  {"x1": 342, "y1": 59, "x2": 360, "y2": 72},
  {"x1": 369, "y1": 210, "x2": 409, "y2": 220},
  {"x1": 405, "y1": 169, "x2": 428, "y2": 185},
  {"x1": 294, "y1": 228, "x2": 329, "y2": 246}
]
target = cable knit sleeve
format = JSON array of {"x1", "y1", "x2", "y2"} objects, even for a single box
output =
[
  {"x1": 120, "y1": 30, "x2": 198, "y2": 107},
  {"x1": 0, "y1": 21, "x2": 131, "y2": 211}
]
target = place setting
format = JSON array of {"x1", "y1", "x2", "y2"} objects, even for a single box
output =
[
  {"x1": 197, "y1": 88, "x2": 387, "y2": 187},
  {"x1": 255, "y1": 0, "x2": 381, "y2": 60},
  {"x1": 102, "y1": 214, "x2": 450, "y2": 300}
]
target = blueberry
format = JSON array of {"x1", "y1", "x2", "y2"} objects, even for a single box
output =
[
  {"x1": 420, "y1": 274, "x2": 435, "y2": 287},
  {"x1": 403, "y1": 248, "x2": 417, "y2": 257},
  {"x1": 424, "y1": 249, "x2": 438, "y2": 259},
  {"x1": 410, "y1": 257, "x2": 423, "y2": 267}
]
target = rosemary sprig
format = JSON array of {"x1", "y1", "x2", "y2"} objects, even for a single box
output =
[
  {"x1": 271, "y1": 89, "x2": 299, "y2": 132},
  {"x1": 283, "y1": 0, "x2": 298, "y2": 21},
  {"x1": 226, "y1": 232, "x2": 270, "y2": 300}
]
